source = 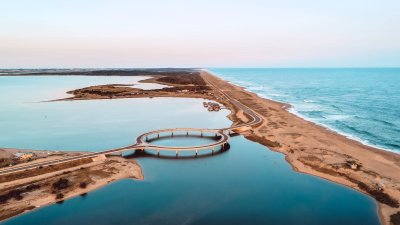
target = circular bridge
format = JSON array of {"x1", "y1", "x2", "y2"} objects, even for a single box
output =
[{"x1": 135, "y1": 128, "x2": 230, "y2": 155}]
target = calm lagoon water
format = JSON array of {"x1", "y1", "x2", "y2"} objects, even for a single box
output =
[
  {"x1": 210, "y1": 68, "x2": 400, "y2": 153},
  {"x1": 1, "y1": 76, "x2": 380, "y2": 225}
]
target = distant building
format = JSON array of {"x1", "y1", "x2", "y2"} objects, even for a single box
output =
[
  {"x1": 207, "y1": 102, "x2": 221, "y2": 112},
  {"x1": 14, "y1": 152, "x2": 35, "y2": 160},
  {"x1": 350, "y1": 163, "x2": 358, "y2": 170}
]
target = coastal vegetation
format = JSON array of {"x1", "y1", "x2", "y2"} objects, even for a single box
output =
[
  {"x1": 0, "y1": 157, "x2": 143, "y2": 221},
  {"x1": 154, "y1": 73, "x2": 206, "y2": 85},
  {"x1": 63, "y1": 73, "x2": 211, "y2": 101},
  {"x1": 52, "y1": 178, "x2": 70, "y2": 191},
  {"x1": 0, "y1": 158, "x2": 93, "y2": 183},
  {"x1": 4, "y1": 68, "x2": 199, "y2": 77},
  {"x1": 0, "y1": 184, "x2": 40, "y2": 204},
  {"x1": 391, "y1": 212, "x2": 400, "y2": 225}
]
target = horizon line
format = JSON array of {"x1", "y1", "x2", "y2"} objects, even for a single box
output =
[{"x1": 1, "y1": 66, "x2": 400, "y2": 70}]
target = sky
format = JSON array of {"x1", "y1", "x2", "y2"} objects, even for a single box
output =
[{"x1": 1, "y1": 0, "x2": 400, "y2": 68}]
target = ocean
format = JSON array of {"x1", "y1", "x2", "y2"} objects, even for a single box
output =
[{"x1": 210, "y1": 68, "x2": 400, "y2": 153}]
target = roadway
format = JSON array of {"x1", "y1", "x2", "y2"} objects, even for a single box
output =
[{"x1": 136, "y1": 128, "x2": 230, "y2": 151}]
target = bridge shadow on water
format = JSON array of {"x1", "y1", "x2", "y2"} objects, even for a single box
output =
[{"x1": 123, "y1": 143, "x2": 231, "y2": 160}]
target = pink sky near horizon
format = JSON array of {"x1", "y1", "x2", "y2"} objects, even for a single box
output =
[{"x1": 1, "y1": 0, "x2": 399, "y2": 68}]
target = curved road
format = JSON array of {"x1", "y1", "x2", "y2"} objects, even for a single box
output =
[{"x1": 0, "y1": 74, "x2": 263, "y2": 175}]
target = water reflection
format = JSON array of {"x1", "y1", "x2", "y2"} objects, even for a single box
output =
[{"x1": 124, "y1": 143, "x2": 231, "y2": 160}]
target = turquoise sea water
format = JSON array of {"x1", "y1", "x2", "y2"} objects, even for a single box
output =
[
  {"x1": 210, "y1": 68, "x2": 400, "y2": 153},
  {"x1": 0, "y1": 75, "x2": 380, "y2": 224}
]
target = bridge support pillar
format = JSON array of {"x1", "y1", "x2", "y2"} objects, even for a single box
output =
[
  {"x1": 157, "y1": 150, "x2": 160, "y2": 157},
  {"x1": 176, "y1": 150, "x2": 178, "y2": 157}
]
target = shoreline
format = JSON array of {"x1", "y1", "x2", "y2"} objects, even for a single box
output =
[
  {"x1": 200, "y1": 71, "x2": 400, "y2": 225},
  {"x1": 242, "y1": 84, "x2": 398, "y2": 154},
  {"x1": 205, "y1": 69, "x2": 400, "y2": 157},
  {"x1": 1, "y1": 176, "x2": 142, "y2": 224},
  {"x1": 0, "y1": 152, "x2": 144, "y2": 221},
  {"x1": 204, "y1": 69, "x2": 398, "y2": 155}
]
